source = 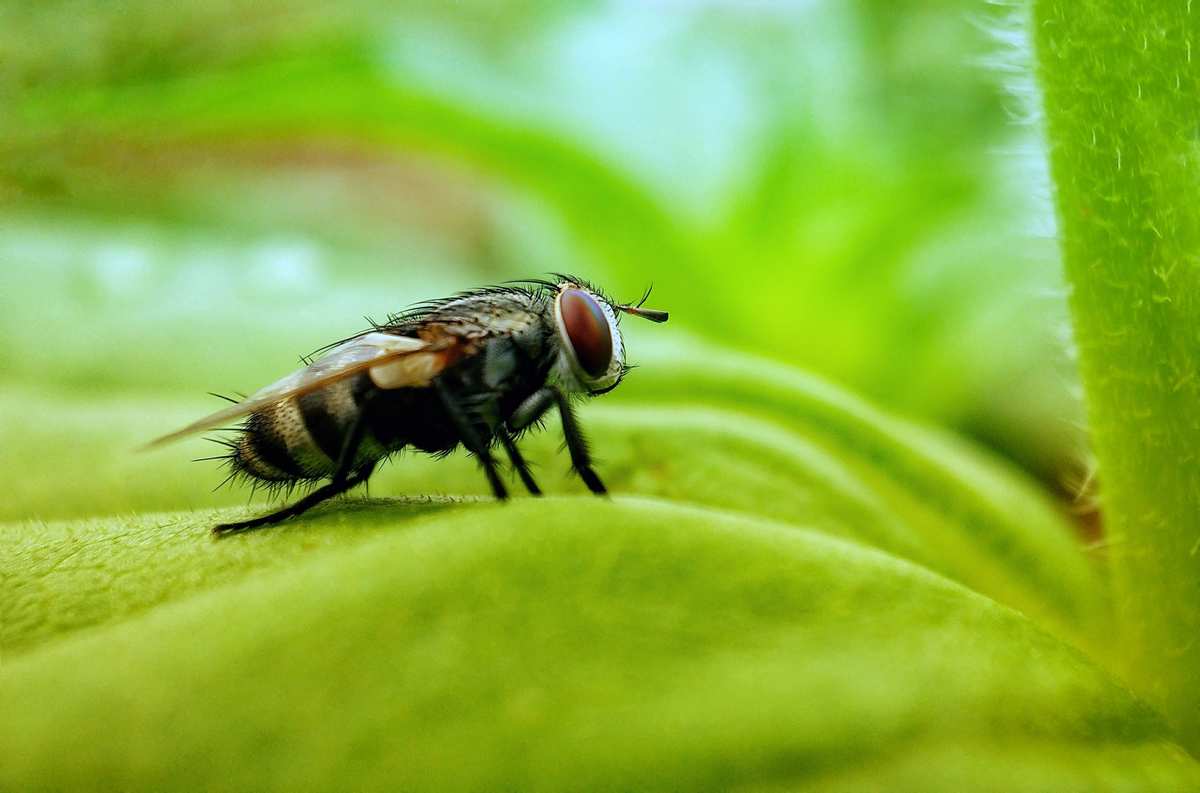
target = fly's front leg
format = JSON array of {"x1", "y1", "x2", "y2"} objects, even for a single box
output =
[
  {"x1": 509, "y1": 387, "x2": 557, "y2": 432},
  {"x1": 510, "y1": 387, "x2": 606, "y2": 495},
  {"x1": 551, "y1": 389, "x2": 607, "y2": 495},
  {"x1": 435, "y1": 379, "x2": 509, "y2": 501}
]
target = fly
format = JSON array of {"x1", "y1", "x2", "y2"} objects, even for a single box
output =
[{"x1": 145, "y1": 274, "x2": 668, "y2": 536}]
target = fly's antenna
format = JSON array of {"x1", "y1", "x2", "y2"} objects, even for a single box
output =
[
  {"x1": 618, "y1": 284, "x2": 669, "y2": 323},
  {"x1": 620, "y1": 305, "x2": 669, "y2": 322}
]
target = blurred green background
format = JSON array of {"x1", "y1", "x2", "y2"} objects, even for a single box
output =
[
  {"x1": 0, "y1": 0, "x2": 1081, "y2": 519},
  {"x1": 20, "y1": 5, "x2": 1198, "y2": 790}
]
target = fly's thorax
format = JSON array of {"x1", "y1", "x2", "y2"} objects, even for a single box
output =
[{"x1": 427, "y1": 291, "x2": 544, "y2": 337}]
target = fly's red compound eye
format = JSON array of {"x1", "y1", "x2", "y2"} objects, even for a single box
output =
[{"x1": 560, "y1": 289, "x2": 613, "y2": 378}]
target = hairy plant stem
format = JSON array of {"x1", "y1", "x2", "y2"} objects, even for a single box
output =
[{"x1": 1034, "y1": 0, "x2": 1200, "y2": 752}]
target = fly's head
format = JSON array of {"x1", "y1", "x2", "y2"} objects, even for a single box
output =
[{"x1": 547, "y1": 275, "x2": 668, "y2": 395}]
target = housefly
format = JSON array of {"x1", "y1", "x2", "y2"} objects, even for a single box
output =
[{"x1": 146, "y1": 275, "x2": 668, "y2": 535}]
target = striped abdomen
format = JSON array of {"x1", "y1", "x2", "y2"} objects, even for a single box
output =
[{"x1": 231, "y1": 376, "x2": 387, "y2": 483}]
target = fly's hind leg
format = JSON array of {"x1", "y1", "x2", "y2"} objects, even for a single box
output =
[
  {"x1": 213, "y1": 462, "x2": 376, "y2": 536},
  {"x1": 213, "y1": 395, "x2": 378, "y2": 536}
]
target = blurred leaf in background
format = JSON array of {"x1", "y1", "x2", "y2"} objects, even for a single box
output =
[{"x1": 1, "y1": 0, "x2": 1081, "y2": 494}]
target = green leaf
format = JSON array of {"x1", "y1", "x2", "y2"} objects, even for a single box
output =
[
  {"x1": 3, "y1": 500, "x2": 1197, "y2": 792},
  {"x1": 1034, "y1": 0, "x2": 1200, "y2": 749},
  {"x1": 623, "y1": 342, "x2": 1113, "y2": 652}
]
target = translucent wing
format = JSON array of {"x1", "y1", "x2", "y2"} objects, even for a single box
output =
[{"x1": 143, "y1": 332, "x2": 444, "y2": 449}]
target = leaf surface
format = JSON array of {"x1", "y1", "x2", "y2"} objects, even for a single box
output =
[{"x1": 3, "y1": 499, "x2": 1196, "y2": 792}]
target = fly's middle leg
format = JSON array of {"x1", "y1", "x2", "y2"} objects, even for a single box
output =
[
  {"x1": 496, "y1": 427, "x2": 542, "y2": 496},
  {"x1": 435, "y1": 379, "x2": 509, "y2": 501}
]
